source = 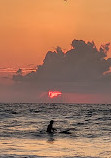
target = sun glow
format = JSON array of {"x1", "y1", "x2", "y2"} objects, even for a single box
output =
[{"x1": 48, "y1": 91, "x2": 62, "y2": 98}]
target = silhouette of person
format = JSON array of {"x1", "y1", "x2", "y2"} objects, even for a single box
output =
[{"x1": 47, "y1": 120, "x2": 57, "y2": 133}]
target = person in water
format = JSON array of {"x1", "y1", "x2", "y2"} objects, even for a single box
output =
[{"x1": 47, "y1": 120, "x2": 57, "y2": 133}]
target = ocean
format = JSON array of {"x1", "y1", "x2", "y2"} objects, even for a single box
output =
[{"x1": 0, "y1": 103, "x2": 111, "y2": 158}]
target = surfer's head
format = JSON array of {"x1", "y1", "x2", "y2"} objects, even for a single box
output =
[{"x1": 50, "y1": 120, "x2": 54, "y2": 124}]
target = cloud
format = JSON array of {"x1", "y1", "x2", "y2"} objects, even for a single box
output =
[
  {"x1": 9, "y1": 39, "x2": 111, "y2": 103},
  {"x1": 13, "y1": 39, "x2": 111, "y2": 84}
]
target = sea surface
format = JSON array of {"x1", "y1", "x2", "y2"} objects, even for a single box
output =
[{"x1": 0, "y1": 103, "x2": 111, "y2": 158}]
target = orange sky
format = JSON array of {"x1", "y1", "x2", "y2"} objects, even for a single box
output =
[{"x1": 0, "y1": 0, "x2": 111, "y2": 68}]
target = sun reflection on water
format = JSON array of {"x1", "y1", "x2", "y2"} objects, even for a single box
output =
[{"x1": 0, "y1": 137, "x2": 111, "y2": 157}]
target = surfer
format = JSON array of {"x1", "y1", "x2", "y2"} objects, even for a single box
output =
[{"x1": 47, "y1": 120, "x2": 57, "y2": 133}]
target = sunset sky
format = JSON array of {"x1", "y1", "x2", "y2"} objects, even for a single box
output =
[
  {"x1": 1, "y1": 0, "x2": 111, "y2": 103},
  {"x1": 0, "y1": 0, "x2": 111, "y2": 68}
]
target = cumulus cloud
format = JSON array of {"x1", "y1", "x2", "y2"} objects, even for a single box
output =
[
  {"x1": 1, "y1": 39, "x2": 111, "y2": 103},
  {"x1": 13, "y1": 39, "x2": 111, "y2": 84},
  {"x1": 10, "y1": 39, "x2": 111, "y2": 103}
]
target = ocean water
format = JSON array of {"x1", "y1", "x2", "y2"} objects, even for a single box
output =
[{"x1": 0, "y1": 103, "x2": 111, "y2": 158}]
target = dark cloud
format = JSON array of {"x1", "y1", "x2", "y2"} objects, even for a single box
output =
[
  {"x1": 13, "y1": 39, "x2": 111, "y2": 84},
  {"x1": 0, "y1": 40, "x2": 111, "y2": 103},
  {"x1": 16, "y1": 68, "x2": 22, "y2": 75},
  {"x1": 13, "y1": 68, "x2": 23, "y2": 82},
  {"x1": 11, "y1": 39, "x2": 111, "y2": 103}
]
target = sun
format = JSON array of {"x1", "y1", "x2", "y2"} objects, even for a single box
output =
[{"x1": 48, "y1": 91, "x2": 62, "y2": 98}]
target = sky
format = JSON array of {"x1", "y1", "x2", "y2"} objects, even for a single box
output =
[
  {"x1": 1, "y1": 0, "x2": 111, "y2": 67},
  {"x1": 0, "y1": 0, "x2": 111, "y2": 103}
]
